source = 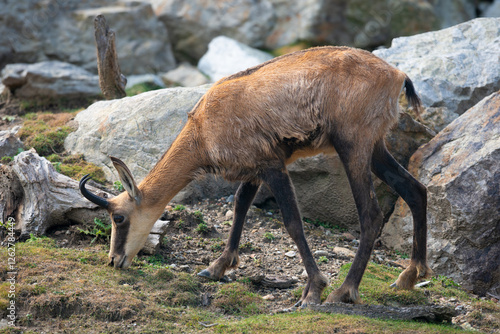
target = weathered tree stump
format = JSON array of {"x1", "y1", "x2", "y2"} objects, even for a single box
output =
[
  {"x1": 0, "y1": 149, "x2": 110, "y2": 238},
  {"x1": 94, "y1": 14, "x2": 127, "y2": 99}
]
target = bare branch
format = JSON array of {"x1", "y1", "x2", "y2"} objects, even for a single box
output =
[{"x1": 94, "y1": 15, "x2": 127, "y2": 99}]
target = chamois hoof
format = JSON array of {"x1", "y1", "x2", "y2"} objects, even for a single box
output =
[
  {"x1": 392, "y1": 261, "x2": 433, "y2": 290},
  {"x1": 197, "y1": 270, "x2": 231, "y2": 282},
  {"x1": 325, "y1": 287, "x2": 361, "y2": 304}
]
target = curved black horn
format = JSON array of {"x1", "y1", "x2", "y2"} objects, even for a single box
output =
[{"x1": 79, "y1": 174, "x2": 109, "y2": 209}]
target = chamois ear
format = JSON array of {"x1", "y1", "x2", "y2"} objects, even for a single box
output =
[{"x1": 110, "y1": 156, "x2": 142, "y2": 204}]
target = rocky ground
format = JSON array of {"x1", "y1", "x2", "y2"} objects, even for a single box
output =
[{"x1": 46, "y1": 195, "x2": 499, "y2": 332}]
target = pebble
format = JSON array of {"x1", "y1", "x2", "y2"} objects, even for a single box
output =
[
  {"x1": 263, "y1": 294, "x2": 275, "y2": 301},
  {"x1": 333, "y1": 246, "x2": 356, "y2": 258},
  {"x1": 226, "y1": 195, "x2": 234, "y2": 203},
  {"x1": 342, "y1": 232, "x2": 355, "y2": 241},
  {"x1": 179, "y1": 265, "x2": 192, "y2": 273},
  {"x1": 314, "y1": 250, "x2": 329, "y2": 257},
  {"x1": 225, "y1": 210, "x2": 234, "y2": 219},
  {"x1": 285, "y1": 251, "x2": 296, "y2": 258}
]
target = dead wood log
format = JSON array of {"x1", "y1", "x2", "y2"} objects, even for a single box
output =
[
  {"x1": 249, "y1": 275, "x2": 298, "y2": 289},
  {"x1": 306, "y1": 303, "x2": 457, "y2": 323},
  {"x1": 0, "y1": 149, "x2": 110, "y2": 238},
  {"x1": 94, "y1": 15, "x2": 127, "y2": 99}
]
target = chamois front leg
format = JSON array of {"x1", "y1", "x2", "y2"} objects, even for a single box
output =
[
  {"x1": 198, "y1": 181, "x2": 260, "y2": 281},
  {"x1": 371, "y1": 140, "x2": 432, "y2": 289},
  {"x1": 261, "y1": 168, "x2": 328, "y2": 307}
]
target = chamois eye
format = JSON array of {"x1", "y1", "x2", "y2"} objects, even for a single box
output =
[{"x1": 113, "y1": 215, "x2": 125, "y2": 224}]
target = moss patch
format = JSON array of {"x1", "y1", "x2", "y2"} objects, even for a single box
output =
[
  {"x1": 18, "y1": 113, "x2": 73, "y2": 156},
  {"x1": 212, "y1": 283, "x2": 265, "y2": 315}
]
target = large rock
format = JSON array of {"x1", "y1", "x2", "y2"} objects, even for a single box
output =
[
  {"x1": 1, "y1": 61, "x2": 100, "y2": 98},
  {"x1": 382, "y1": 92, "x2": 500, "y2": 296},
  {"x1": 151, "y1": 0, "x2": 439, "y2": 61},
  {"x1": 483, "y1": 0, "x2": 500, "y2": 17},
  {"x1": 431, "y1": 0, "x2": 476, "y2": 29},
  {"x1": 306, "y1": 0, "x2": 439, "y2": 49},
  {"x1": 0, "y1": 0, "x2": 175, "y2": 74},
  {"x1": 198, "y1": 36, "x2": 274, "y2": 82},
  {"x1": 374, "y1": 18, "x2": 500, "y2": 132},
  {"x1": 152, "y1": 0, "x2": 275, "y2": 62},
  {"x1": 65, "y1": 85, "x2": 239, "y2": 202}
]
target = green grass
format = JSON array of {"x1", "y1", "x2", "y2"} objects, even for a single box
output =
[
  {"x1": 17, "y1": 111, "x2": 106, "y2": 183},
  {"x1": 173, "y1": 204, "x2": 186, "y2": 211},
  {"x1": 303, "y1": 217, "x2": 347, "y2": 232},
  {"x1": 77, "y1": 217, "x2": 112, "y2": 245},
  {"x1": 212, "y1": 283, "x2": 265, "y2": 316},
  {"x1": 291, "y1": 262, "x2": 472, "y2": 307},
  {"x1": 126, "y1": 82, "x2": 163, "y2": 96},
  {"x1": 263, "y1": 232, "x2": 276, "y2": 241},
  {"x1": 213, "y1": 311, "x2": 473, "y2": 334}
]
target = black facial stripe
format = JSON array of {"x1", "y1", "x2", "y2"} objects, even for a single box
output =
[{"x1": 113, "y1": 220, "x2": 130, "y2": 256}]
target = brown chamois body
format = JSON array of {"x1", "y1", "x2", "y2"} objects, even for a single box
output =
[{"x1": 80, "y1": 46, "x2": 431, "y2": 305}]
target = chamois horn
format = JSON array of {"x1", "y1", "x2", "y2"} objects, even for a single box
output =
[{"x1": 79, "y1": 174, "x2": 109, "y2": 209}]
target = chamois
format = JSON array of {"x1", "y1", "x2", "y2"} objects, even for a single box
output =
[{"x1": 80, "y1": 46, "x2": 431, "y2": 305}]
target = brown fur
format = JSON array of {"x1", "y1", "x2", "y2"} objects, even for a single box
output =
[{"x1": 181, "y1": 46, "x2": 407, "y2": 182}]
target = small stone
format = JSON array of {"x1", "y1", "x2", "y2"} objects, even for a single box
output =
[
  {"x1": 225, "y1": 210, "x2": 234, "y2": 219},
  {"x1": 285, "y1": 251, "x2": 296, "y2": 258},
  {"x1": 141, "y1": 234, "x2": 161, "y2": 255},
  {"x1": 263, "y1": 294, "x2": 275, "y2": 301},
  {"x1": 226, "y1": 195, "x2": 234, "y2": 203},
  {"x1": 342, "y1": 232, "x2": 355, "y2": 241},
  {"x1": 150, "y1": 220, "x2": 170, "y2": 234},
  {"x1": 179, "y1": 265, "x2": 192, "y2": 273},
  {"x1": 314, "y1": 250, "x2": 329, "y2": 257},
  {"x1": 333, "y1": 246, "x2": 356, "y2": 259}
]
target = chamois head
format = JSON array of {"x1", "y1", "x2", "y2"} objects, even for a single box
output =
[{"x1": 80, "y1": 157, "x2": 159, "y2": 269}]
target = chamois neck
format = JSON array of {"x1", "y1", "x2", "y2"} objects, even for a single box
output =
[{"x1": 138, "y1": 125, "x2": 201, "y2": 208}]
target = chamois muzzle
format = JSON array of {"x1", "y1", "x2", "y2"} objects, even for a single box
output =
[{"x1": 79, "y1": 174, "x2": 109, "y2": 209}]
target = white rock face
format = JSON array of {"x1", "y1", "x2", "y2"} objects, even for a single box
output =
[
  {"x1": 1, "y1": 61, "x2": 100, "y2": 98},
  {"x1": 197, "y1": 36, "x2": 274, "y2": 82},
  {"x1": 64, "y1": 85, "x2": 237, "y2": 202},
  {"x1": 374, "y1": 18, "x2": 500, "y2": 131},
  {"x1": 65, "y1": 85, "x2": 210, "y2": 181}
]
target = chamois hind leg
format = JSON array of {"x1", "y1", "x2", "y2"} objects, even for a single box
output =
[
  {"x1": 371, "y1": 140, "x2": 431, "y2": 289},
  {"x1": 326, "y1": 144, "x2": 384, "y2": 304},
  {"x1": 261, "y1": 168, "x2": 328, "y2": 307},
  {"x1": 198, "y1": 181, "x2": 260, "y2": 281}
]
